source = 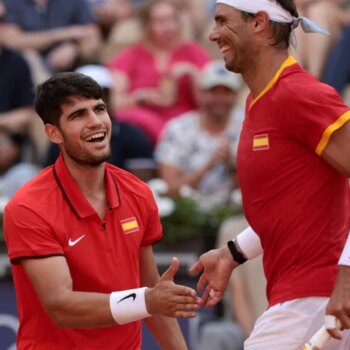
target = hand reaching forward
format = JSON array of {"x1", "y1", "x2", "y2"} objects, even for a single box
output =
[
  {"x1": 145, "y1": 257, "x2": 200, "y2": 318},
  {"x1": 325, "y1": 265, "x2": 350, "y2": 339},
  {"x1": 190, "y1": 246, "x2": 238, "y2": 308}
]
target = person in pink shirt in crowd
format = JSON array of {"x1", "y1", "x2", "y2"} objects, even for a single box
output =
[{"x1": 107, "y1": 0, "x2": 211, "y2": 144}]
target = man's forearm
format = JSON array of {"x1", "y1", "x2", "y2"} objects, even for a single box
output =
[
  {"x1": 144, "y1": 315, "x2": 188, "y2": 350},
  {"x1": 0, "y1": 107, "x2": 34, "y2": 131},
  {"x1": 3, "y1": 25, "x2": 76, "y2": 51}
]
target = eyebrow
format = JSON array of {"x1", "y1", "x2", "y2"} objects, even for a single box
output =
[
  {"x1": 214, "y1": 14, "x2": 226, "y2": 22},
  {"x1": 66, "y1": 101, "x2": 106, "y2": 119}
]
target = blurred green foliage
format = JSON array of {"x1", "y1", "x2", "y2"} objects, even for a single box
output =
[{"x1": 160, "y1": 196, "x2": 241, "y2": 245}]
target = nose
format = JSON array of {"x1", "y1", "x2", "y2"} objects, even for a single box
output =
[
  {"x1": 209, "y1": 27, "x2": 219, "y2": 42},
  {"x1": 87, "y1": 110, "x2": 103, "y2": 128}
]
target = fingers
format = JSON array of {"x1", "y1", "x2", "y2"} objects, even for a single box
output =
[
  {"x1": 161, "y1": 257, "x2": 179, "y2": 281},
  {"x1": 205, "y1": 288, "x2": 223, "y2": 308},
  {"x1": 327, "y1": 328, "x2": 342, "y2": 340},
  {"x1": 197, "y1": 273, "x2": 208, "y2": 292},
  {"x1": 189, "y1": 261, "x2": 203, "y2": 275},
  {"x1": 200, "y1": 285, "x2": 211, "y2": 306},
  {"x1": 325, "y1": 315, "x2": 342, "y2": 340}
]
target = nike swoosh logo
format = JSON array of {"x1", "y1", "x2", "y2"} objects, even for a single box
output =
[
  {"x1": 68, "y1": 235, "x2": 85, "y2": 247},
  {"x1": 117, "y1": 293, "x2": 136, "y2": 303}
]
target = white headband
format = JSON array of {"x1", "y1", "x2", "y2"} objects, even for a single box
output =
[{"x1": 216, "y1": 0, "x2": 329, "y2": 42}]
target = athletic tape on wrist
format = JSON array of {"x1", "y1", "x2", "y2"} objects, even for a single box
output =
[
  {"x1": 235, "y1": 226, "x2": 263, "y2": 260},
  {"x1": 109, "y1": 287, "x2": 151, "y2": 325},
  {"x1": 338, "y1": 231, "x2": 350, "y2": 266},
  {"x1": 324, "y1": 315, "x2": 341, "y2": 330}
]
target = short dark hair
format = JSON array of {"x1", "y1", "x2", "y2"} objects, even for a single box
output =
[
  {"x1": 241, "y1": 0, "x2": 298, "y2": 49},
  {"x1": 35, "y1": 72, "x2": 103, "y2": 125}
]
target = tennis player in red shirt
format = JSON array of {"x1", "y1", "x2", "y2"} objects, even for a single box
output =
[
  {"x1": 191, "y1": 0, "x2": 350, "y2": 349},
  {"x1": 4, "y1": 72, "x2": 199, "y2": 349}
]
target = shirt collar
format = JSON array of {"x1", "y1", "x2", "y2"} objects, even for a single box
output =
[
  {"x1": 249, "y1": 56, "x2": 297, "y2": 110},
  {"x1": 53, "y1": 154, "x2": 120, "y2": 218}
]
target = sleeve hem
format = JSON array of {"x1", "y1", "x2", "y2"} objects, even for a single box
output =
[
  {"x1": 10, "y1": 253, "x2": 65, "y2": 265},
  {"x1": 141, "y1": 234, "x2": 163, "y2": 247},
  {"x1": 315, "y1": 110, "x2": 350, "y2": 155}
]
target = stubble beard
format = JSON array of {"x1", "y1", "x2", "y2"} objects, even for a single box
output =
[{"x1": 63, "y1": 137, "x2": 111, "y2": 167}]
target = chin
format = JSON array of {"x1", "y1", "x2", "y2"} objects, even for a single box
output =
[{"x1": 224, "y1": 58, "x2": 240, "y2": 74}]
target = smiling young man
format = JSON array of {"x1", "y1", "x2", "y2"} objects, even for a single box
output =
[
  {"x1": 4, "y1": 72, "x2": 199, "y2": 350},
  {"x1": 190, "y1": 0, "x2": 350, "y2": 349}
]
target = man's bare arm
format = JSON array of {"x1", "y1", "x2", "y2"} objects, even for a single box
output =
[
  {"x1": 321, "y1": 120, "x2": 350, "y2": 177},
  {"x1": 22, "y1": 253, "x2": 198, "y2": 329},
  {"x1": 2, "y1": 24, "x2": 89, "y2": 51},
  {"x1": 141, "y1": 246, "x2": 197, "y2": 350},
  {"x1": 0, "y1": 107, "x2": 35, "y2": 132}
]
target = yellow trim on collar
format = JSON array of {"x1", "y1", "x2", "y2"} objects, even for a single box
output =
[
  {"x1": 316, "y1": 110, "x2": 350, "y2": 155},
  {"x1": 249, "y1": 56, "x2": 297, "y2": 110}
]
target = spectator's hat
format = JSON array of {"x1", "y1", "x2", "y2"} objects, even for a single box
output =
[
  {"x1": 199, "y1": 60, "x2": 242, "y2": 91},
  {"x1": 75, "y1": 65, "x2": 113, "y2": 89}
]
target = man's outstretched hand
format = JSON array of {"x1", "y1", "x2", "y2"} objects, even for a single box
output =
[
  {"x1": 190, "y1": 246, "x2": 237, "y2": 307},
  {"x1": 146, "y1": 257, "x2": 200, "y2": 318},
  {"x1": 326, "y1": 265, "x2": 350, "y2": 339}
]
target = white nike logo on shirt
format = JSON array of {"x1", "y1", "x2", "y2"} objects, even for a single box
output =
[{"x1": 68, "y1": 235, "x2": 85, "y2": 247}]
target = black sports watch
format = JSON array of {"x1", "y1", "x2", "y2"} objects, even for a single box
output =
[{"x1": 227, "y1": 240, "x2": 247, "y2": 265}]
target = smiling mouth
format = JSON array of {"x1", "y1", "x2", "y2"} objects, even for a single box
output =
[
  {"x1": 219, "y1": 45, "x2": 230, "y2": 54},
  {"x1": 84, "y1": 132, "x2": 106, "y2": 143}
]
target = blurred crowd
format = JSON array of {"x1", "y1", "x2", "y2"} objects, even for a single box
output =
[{"x1": 1, "y1": 0, "x2": 350, "y2": 349}]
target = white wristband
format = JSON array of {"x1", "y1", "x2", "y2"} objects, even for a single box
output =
[
  {"x1": 109, "y1": 287, "x2": 152, "y2": 325},
  {"x1": 235, "y1": 226, "x2": 263, "y2": 260},
  {"x1": 338, "y1": 231, "x2": 350, "y2": 266}
]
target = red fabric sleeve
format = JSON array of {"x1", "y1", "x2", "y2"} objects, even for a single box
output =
[
  {"x1": 4, "y1": 203, "x2": 64, "y2": 263},
  {"x1": 283, "y1": 82, "x2": 350, "y2": 153}
]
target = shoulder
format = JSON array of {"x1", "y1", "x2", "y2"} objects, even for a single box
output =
[
  {"x1": 6, "y1": 166, "x2": 56, "y2": 211},
  {"x1": 277, "y1": 65, "x2": 342, "y2": 106},
  {"x1": 106, "y1": 164, "x2": 154, "y2": 202}
]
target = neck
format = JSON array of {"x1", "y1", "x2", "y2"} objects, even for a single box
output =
[
  {"x1": 63, "y1": 155, "x2": 105, "y2": 197},
  {"x1": 242, "y1": 49, "x2": 289, "y2": 99}
]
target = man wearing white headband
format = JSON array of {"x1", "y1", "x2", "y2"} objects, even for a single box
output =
[{"x1": 191, "y1": 0, "x2": 350, "y2": 349}]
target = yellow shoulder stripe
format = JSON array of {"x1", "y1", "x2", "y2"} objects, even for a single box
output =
[{"x1": 316, "y1": 110, "x2": 350, "y2": 155}]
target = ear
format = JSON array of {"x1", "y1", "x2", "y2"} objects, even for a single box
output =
[
  {"x1": 45, "y1": 124, "x2": 63, "y2": 145},
  {"x1": 252, "y1": 11, "x2": 270, "y2": 34}
]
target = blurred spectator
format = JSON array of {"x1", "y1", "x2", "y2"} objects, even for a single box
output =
[
  {"x1": 294, "y1": 0, "x2": 350, "y2": 79},
  {"x1": 102, "y1": 0, "x2": 211, "y2": 62},
  {"x1": 0, "y1": 127, "x2": 40, "y2": 199},
  {"x1": 155, "y1": 60, "x2": 243, "y2": 212},
  {"x1": 2, "y1": 0, "x2": 101, "y2": 78},
  {"x1": 169, "y1": 0, "x2": 211, "y2": 41},
  {"x1": 323, "y1": 25, "x2": 350, "y2": 99},
  {"x1": 44, "y1": 64, "x2": 156, "y2": 182},
  {"x1": 107, "y1": 0, "x2": 211, "y2": 144},
  {"x1": 88, "y1": 0, "x2": 134, "y2": 39},
  {"x1": 0, "y1": 1, "x2": 35, "y2": 134}
]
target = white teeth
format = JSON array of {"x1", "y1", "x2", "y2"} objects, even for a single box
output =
[
  {"x1": 220, "y1": 45, "x2": 230, "y2": 53},
  {"x1": 86, "y1": 132, "x2": 105, "y2": 141}
]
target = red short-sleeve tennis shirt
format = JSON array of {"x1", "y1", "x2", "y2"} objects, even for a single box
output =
[
  {"x1": 4, "y1": 155, "x2": 162, "y2": 349},
  {"x1": 237, "y1": 56, "x2": 350, "y2": 307}
]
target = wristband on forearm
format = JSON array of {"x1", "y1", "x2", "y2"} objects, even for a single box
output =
[
  {"x1": 338, "y1": 231, "x2": 350, "y2": 266},
  {"x1": 227, "y1": 240, "x2": 247, "y2": 264},
  {"x1": 109, "y1": 287, "x2": 152, "y2": 325},
  {"x1": 235, "y1": 226, "x2": 263, "y2": 260}
]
